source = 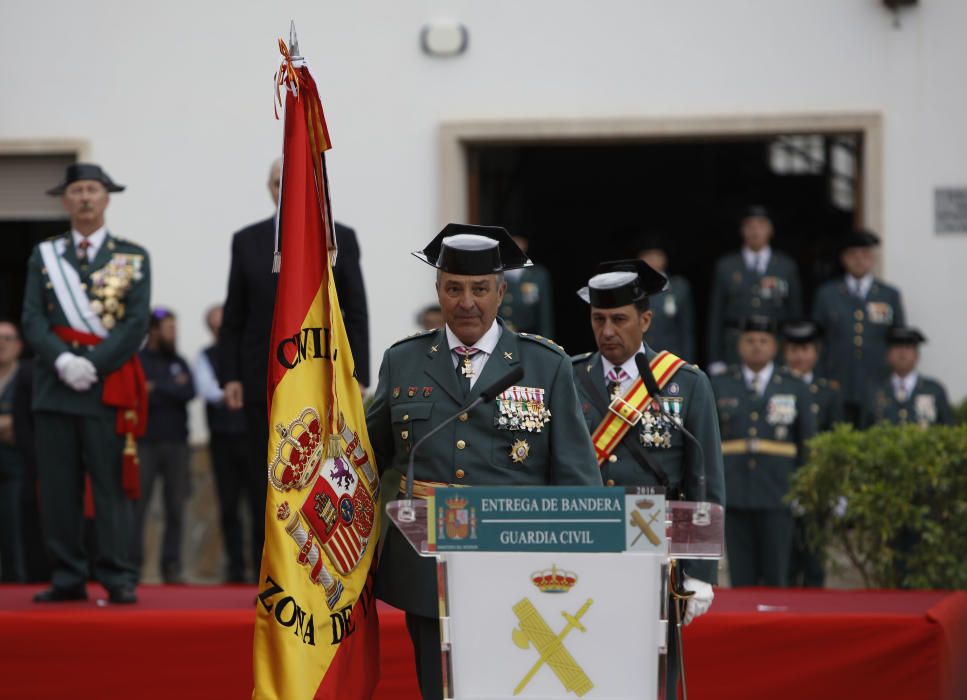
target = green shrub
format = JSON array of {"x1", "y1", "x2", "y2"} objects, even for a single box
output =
[
  {"x1": 953, "y1": 397, "x2": 967, "y2": 426},
  {"x1": 788, "y1": 422, "x2": 967, "y2": 589}
]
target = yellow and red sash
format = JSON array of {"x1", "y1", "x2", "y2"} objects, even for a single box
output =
[{"x1": 591, "y1": 350, "x2": 686, "y2": 465}]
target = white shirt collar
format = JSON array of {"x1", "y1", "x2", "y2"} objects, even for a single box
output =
[
  {"x1": 892, "y1": 371, "x2": 918, "y2": 396},
  {"x1": 742, "y1": 245, "x2": 771, "y2": 272},
  {"x1": 601, "y1": 344, "x2": 646, "y2": 384},
  {"x1": 742, "y1": 362, "x2": 774, "y2": 393},
  {"x1": 72, "y1": 227, "x2": 108, "y2": 262},
  {"x1": 445, "y1": 320, "x2": 502, "y2": 356},
  {"x1": 845, "y1": 273, "x2": 874, "y2": 298}
]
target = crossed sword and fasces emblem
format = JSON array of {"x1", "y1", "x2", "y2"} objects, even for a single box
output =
[
  {"x1": 629, "y1": 498, "x2": 662, "y2": 547},
  {"x1": 511, "y1": 598, "x2": 594, "y2": 697}
]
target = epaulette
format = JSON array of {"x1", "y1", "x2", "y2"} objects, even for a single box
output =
[
  {"x1": 570, "y1": 351, "x2": 593, "y2": 365},
  {"x1": 44, "y1": 232, "x2": 69, "y2": 242},
  {"x1": 677, "y1": 362, "x2": 703, "y2": 375},
  {"x1": 110, "y1": 237, "x2": 147, "y2": 252},
  {"x1": 390, "y1": 328, "x2": 436, "y2": 347},
  {"x1": 519, "y1": 332, "x2": 566, "y2": 356}
]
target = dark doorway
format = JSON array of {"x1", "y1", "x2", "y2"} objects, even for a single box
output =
[
  {"x1": 470, "y1": 134, "x2": 862, "y2": 362},
  {"x1": 0, "y1": 220, "x2": 69, "y2": 323}
]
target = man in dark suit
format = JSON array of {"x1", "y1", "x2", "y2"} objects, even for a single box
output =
[{"x1": 219, "y1": 159, "x2": 370, "y2": 577}]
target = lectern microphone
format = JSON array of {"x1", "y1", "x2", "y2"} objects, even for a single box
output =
[
  {"x1": 403, "y1": 366, "x2": 525, "y2": 501},
  {"x1": 635, "y1": 353, "x2": 710, "y2": 524}
]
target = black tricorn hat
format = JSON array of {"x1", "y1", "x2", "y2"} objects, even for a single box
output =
[
  {"x1": 739, "y1": 315, "x2": 778, "y2": 335},
  {"x1": 47, "y1": 163, "x2": 125, "y2": 196},
  {"x1": 741, "y1": 204, "x2": 771, "y2": 221},
  {"x1": 412, "y1": 223, "x2": 531, "y2": 274},
  {"x1": 841, "y1": 228, "x2": 881, "y2": 251},
  {"x1": 782, "y1": 320, "x2": 823, "y2": 344},
  {"x1": 577, "y1": 259, "x2": 669, "y2": 308},
  {"x1": 886, "y1": 326, "x2": 926, "y2": 346}
]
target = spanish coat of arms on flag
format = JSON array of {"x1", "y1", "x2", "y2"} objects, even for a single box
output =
[{"x1": 252, "y1": 37, "x2": 381, "y2": 700}]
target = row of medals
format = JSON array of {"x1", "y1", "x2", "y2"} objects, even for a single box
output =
[
  {"x1": 462, "y1": 357, "x2": 552, "y2": 432},
  {"x1": 609, "y1": 384, "x2": 673, "y2": 449},
  {"x1": 89, "y1": 257, "x2": 140, "y2": 330}
]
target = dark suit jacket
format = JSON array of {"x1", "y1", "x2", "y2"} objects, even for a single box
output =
[{"x1": 219, "y1": 217, "x2": 370, "y2": 403}]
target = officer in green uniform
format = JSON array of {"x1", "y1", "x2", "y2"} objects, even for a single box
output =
[
  {"x1": 707, "y1": 206, "x2": 803, "y2": 374},
  {"x1": 635, "y1": 235, "x2": 696, "y2": 359},
  {"x1": 21, "y1": 164, "x2": 150, "y2": 604},
  {"x1": 812, "y1": 229, "x2": 905, "y2": 424},
  {"x1": 570, "y1": 259, "x2": 724, "y2": 700},
  {"x1": 499, "y1": 233, "x2": 555, "y2": 337},
  {"x1": 711, "y1": 316, "x2": 815, "y2": 587},
  {"x1": 781, "y1": 320, "x2": 844, "y2": 587},
  {"x1": 861, "y1": 327, "x2": 953, "y2": 428},
  {"x1": 367, "y1": 224, "x2": 600, "y2": 700}
]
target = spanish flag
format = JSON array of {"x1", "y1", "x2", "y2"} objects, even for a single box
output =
[{"x1": 253, "y1": 42, "x2": 381, "y2": 699}]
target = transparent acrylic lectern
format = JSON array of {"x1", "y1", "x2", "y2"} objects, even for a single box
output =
[{"x1": 387, "y1": 487, "x2": 724, "y2": 700}]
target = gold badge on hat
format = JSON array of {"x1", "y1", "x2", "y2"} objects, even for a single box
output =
[{"x1": 510, "y1": 439, "x2": 531, "y2": 464}]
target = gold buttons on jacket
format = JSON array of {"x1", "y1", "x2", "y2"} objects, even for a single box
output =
[
  {"x1": 455, "y1": 469, "x2": 465, "y2": 479},
  {"x1": 402, "y1": 414, "x2": 410, "y2": 422},
  {"x1": 750, "y1": 411, "x2": 759, "y2": 421},
  {"x1": 854, "y1": 310, "x2": 864, "y2": 320},
  {"x1": 608, "y1": 454, "x2": 618, "y2": 463},
  {"x1": 458, "y1": 412, "x2": 469, "y2": 422},
  {"x1": 456, "y1": 440, "x2": 466, "y2": 450},
  {"x1": 854, "y1": 336, "x2": 863, "y2": 346},
  {"x1": 606, "y1": 479, "x2": 615, "y2": 487},
  {"x1": 748, "y1": 427, "x2": 758, "y2": 437}
]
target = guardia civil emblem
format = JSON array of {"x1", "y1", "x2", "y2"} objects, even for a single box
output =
[
  {"x1": 512, "y1": 564, "x2": 593, "y2": 697},
  {"x1": 270, "y1": 407, "x2": 379, "y2": 609}
]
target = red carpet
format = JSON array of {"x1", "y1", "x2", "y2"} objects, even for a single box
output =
[{"x1": 1, "y1": 585, "x2": 964, "y2": 699}]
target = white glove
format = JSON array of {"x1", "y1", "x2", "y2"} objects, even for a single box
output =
[
  {"x1": 833, "y1": 495, "x2": 848, "y2": 519},
  {"x1": 682, "y1": 576, "x2": 714, "y2": 626},
  {"x1": 708, "y1": 361, "x2": 727, "y2": 377},
  {"x1": 55, "y1": 352, "x2": 98, "y2": 391}
]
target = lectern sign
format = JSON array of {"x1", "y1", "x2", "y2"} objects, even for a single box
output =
[{"x1": 428, "y1": 486, "x2": 665, "y2": 553}]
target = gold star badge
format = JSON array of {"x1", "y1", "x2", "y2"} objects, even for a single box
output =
[{"x1": 510, "y1": 439, "x2": 530, "y2": 464}]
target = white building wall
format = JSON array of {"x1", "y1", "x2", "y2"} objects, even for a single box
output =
[{"x1": 2, "y1": 0, "x2": 965, "y2": 440}]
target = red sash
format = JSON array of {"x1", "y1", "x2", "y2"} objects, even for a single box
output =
[{"x1": 53, "y1": 326, "x2": 146, "y2": 501}]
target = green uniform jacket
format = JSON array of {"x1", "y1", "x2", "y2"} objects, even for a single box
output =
[
  {"x1": 804, "y1": 375, "x2": 844, "y2": 432},
  {"x1": 812, "y1": 278, "x2": 904, "y2": 406},
  {"x1": 645, "y1": 275, "x2": 696, "y2": 360},
  {"x1": 501, "y1": 264, "x2": 554, "y2": 338},
  {"x1": 367, "y1": 322, "x2": 601, "y2": 617},
  {"x1": 707, "y1": 251, "x2": 802, "y2": 366},
  {"x1": 21, "y1": 233, "x2": 151, "y2": 417},
  {"x1": 571, "y1": 347, "x2": 725, "y2": 583},
  {"x1": 711, "y1": 366, "x2": 816, "y2": 510},
  {"x1": 861, "y1": 375, "x2": 953, "y2": 428}
]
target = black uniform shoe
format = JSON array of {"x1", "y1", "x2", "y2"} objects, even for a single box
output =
[
  {"x1": 107, "y1": 586, "x2": 138, "y2": 604},
  {"x1": 33, "y1": 586, "x2": 88, "y2": 603}
]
